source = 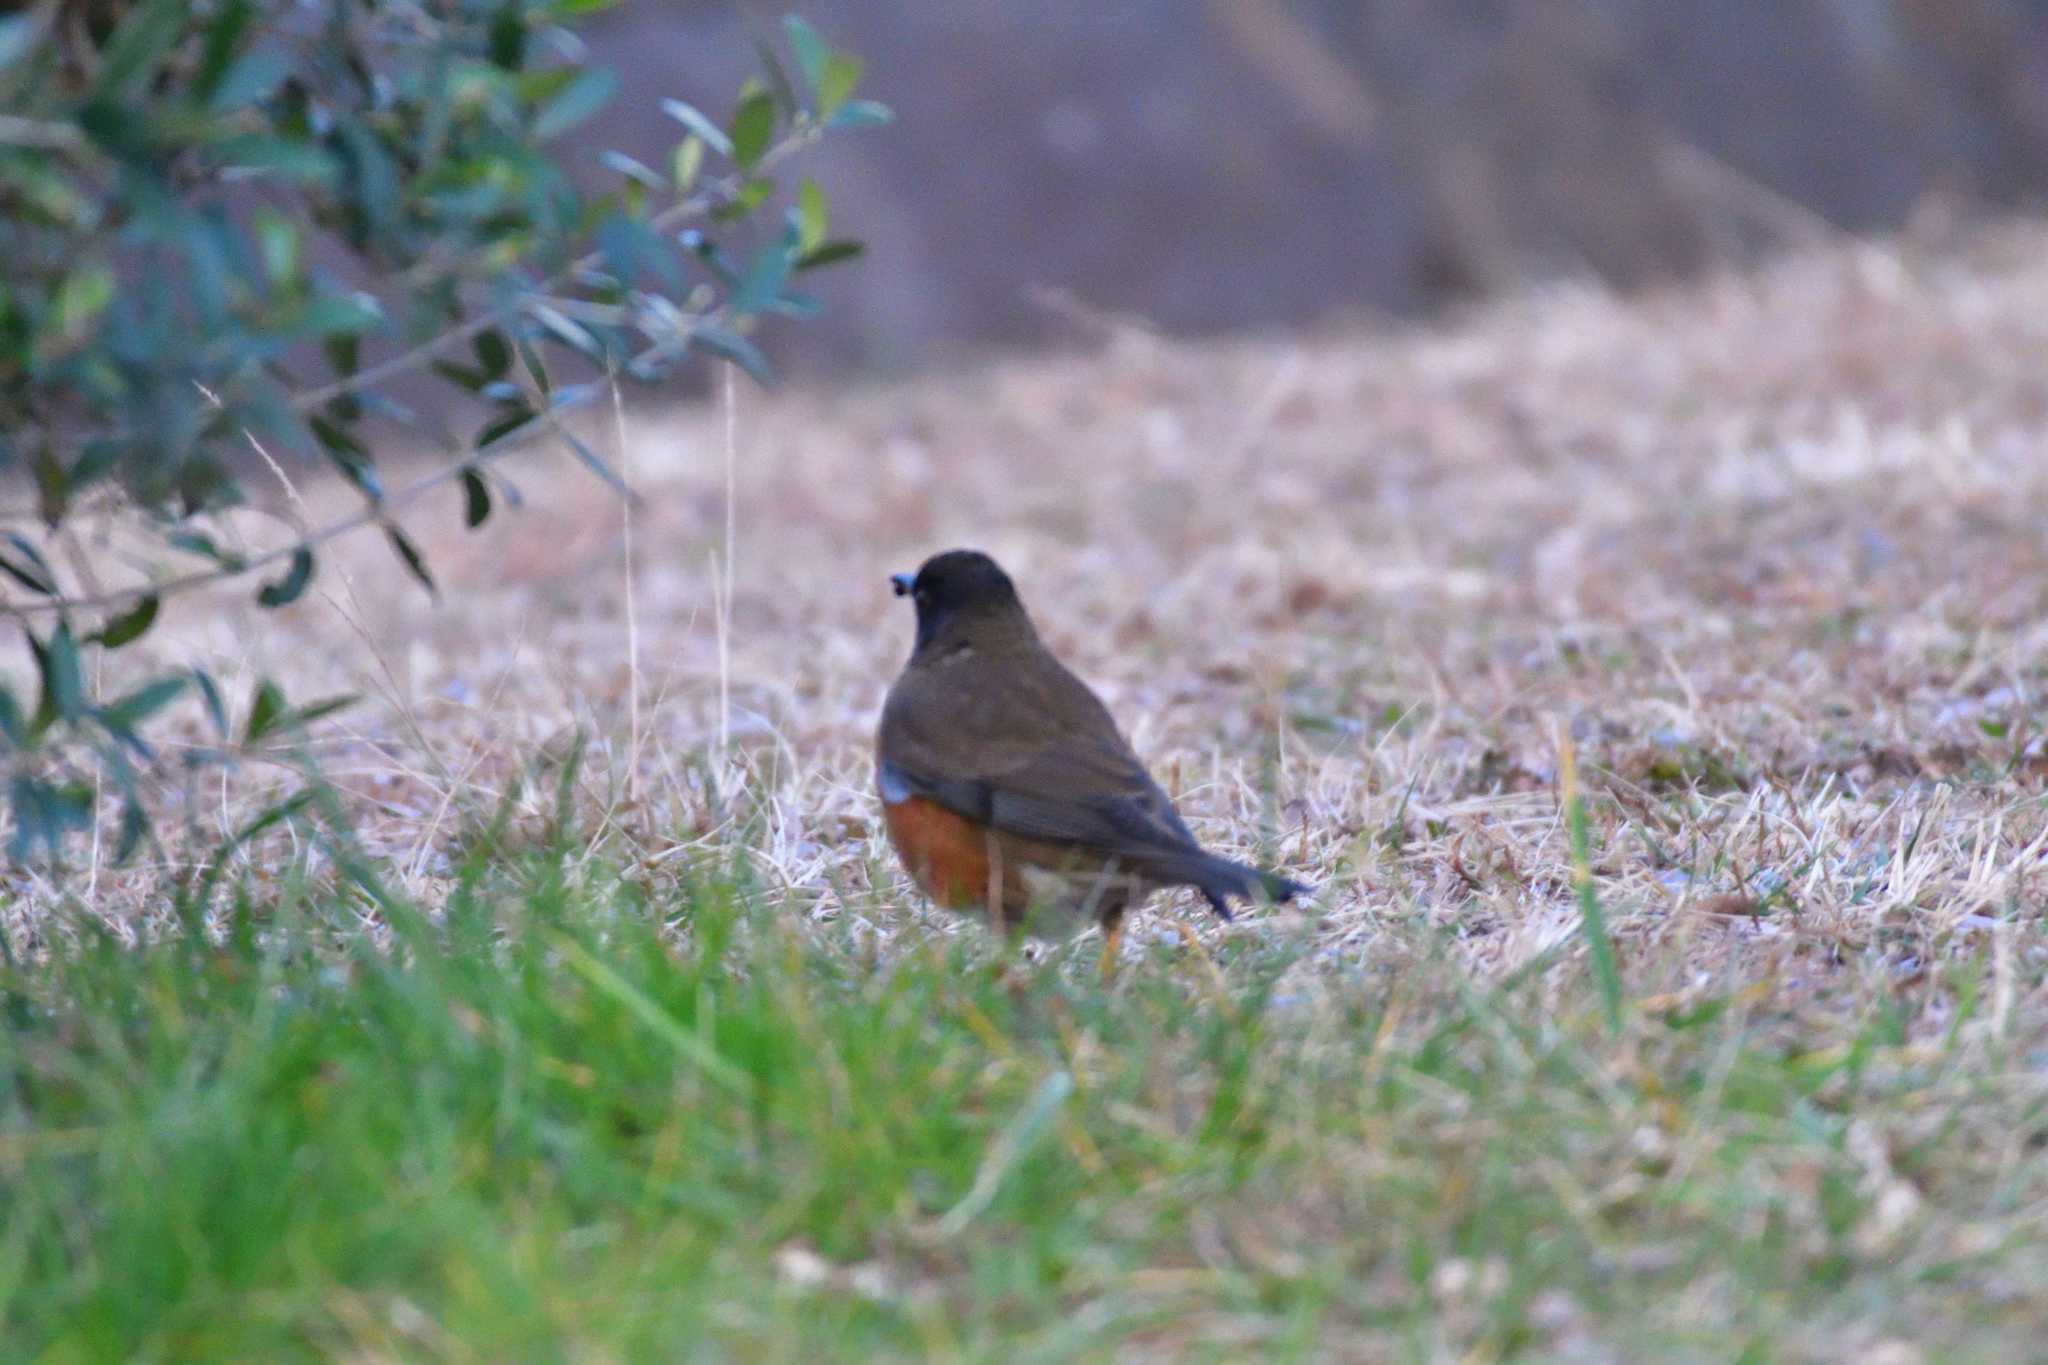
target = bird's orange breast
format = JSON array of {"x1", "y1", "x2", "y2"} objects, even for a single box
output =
[{"x1": 882, "y1": 795, "x2": 993, "y2": 912}]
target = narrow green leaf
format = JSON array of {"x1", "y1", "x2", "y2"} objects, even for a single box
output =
[
  {"x1": 30, "y1": 448, "x2": 66, "y2": 525},
  {"x1": 432, "y1": 360, "x2": 489, "y2": 393},
  {"x1": 333, "y1": 118, "x2": 400, "y2": 237},
  {"x1": 0, "y1": 686, "x2": 24, "y2": 747},
  {"x1": 597, "y1": 212, "x2": 685, "y2": 291},
  {"x1": 461, "y1": 469, "x2": 492, "y2": 529},
  {"x1": 560, "y1": 430, "x2": 634, "y2": 502},
  {"x1": 167, "y1": 530, "x2": 242, "y2": 567},
  {"x1": 752, "y1": 41, "x2": 800, "y2": 117},
  {"x1": 660, "y1": 99, "x2": 733, "y2": 157},
  {"x1": 671, "y1": 136, "x2": 706, "y2": 194},
  {"x1": 0, "y1": 154, "x2": 92, "y2": 228},
  {"x1": 794, "y1": 238, "x2": 864, "y2": 272},
  {"x1": 385, "y1": 526, "x2": 437, "y2": 597},
  {"x1": 474, "y1": 329, "x2": 513, "y2": 380},
  {"x1": 209, "y1": 135, "x2": 340, "y2": 184},
  {"x1": 215, "y1": 794, "x2": 318, "y2": 888},
  {"x1": 547, "y1": 383, "x2": 601, "y2": 414},
  {"x1": 767, "y1": 289, "x2": 822, "y2": 319},
  {"x1": 46, "y1": 264, "x2": 114, "y2": 353},
  {"x1": 92, "y1": 596, "x2": 159, "y2": 649},
  {"x1": 533, "y1": 67, "x2": 617, "y2": 140},
  {"x1": 782, "y1": 15, "x2": 831, "y2": 93},
  {"x1": 477, "y1": 406, "x2": 539, "y2": 450},
  {"x1": 100, "y1": 676, "x2": 187, "y2": 732},
  {"x1": 309, "y1": 413, "x2": 369, "y2": 461},
  {"x1": 93, "y1": 0, "x2": 189, "y2": 98},
  {"x1": 194, "y1": 0, "x2": 253, "y2": 97},
  {"x1": 256, "y1": 546, "x2": 314, "y2": 607},
  {"x1": 40, "y1": 623, "x2": 84, "y2": 723},
  {"x1": 489, "y1": 4, "x2": 526, "y2": 68},
  {"x1": 287, "y1": 694, "x2": 357, "y2": 728},
  {"x1": 325, "y1": 332, "x2": 360, "y2": 378},
  {"x1": 0, "y1": 534, "x2": 55, "y2": 595},
  {"x1": 692, "y1": 325, "x2": 775, "y2": 387},
  {"x1": 253, "y1": 208, "x2": 300, "y2": 285},
  {"x1": 711, "y1": 176, "x2": 775, "y2": 223},
  {"x1": 113, "y1": 797, "x2": 149, "y2": 864},
  {"x1": 517, "y1": 335, "x2": 552, "y2": 396},
  {"x1": 796, "y1": 177, "x2": 828, "y2": 253},
  {"x1": 728, "y1": 91, "x2": 776, "y2": 171},
  {"x1": 244, "y1": 679, "x2": 286, "y2": 744},
  {"x1": 530, "y1": 303, "x2": 603, "y2": 359},
  {"x1": 193, "y1": 669, "x2": 229, "y2": 738},
  {"x1": 828, "y1": 98, "x2": 893, "y2": 131},
  {"x1": 331, "y1": 454, "x2": 382, "y2": 501},
  {"x1": 732, "y1": 238, "x2": 792, "y2": 316},
  {"x1": 818, "y1": 53, "x2": 862, "y2": 118},
  {"x1": 209, "y1": 45, "x2": 292, "y2": 111},
  {"x1": 103, "y1": 721, "x2": 153, "y2": 765},
  {"x1": 601, "y1": 150, "x2": 667, "y2": 189},
  {"x1": 310, "y1": 416, "x2": 382, "y2": 499},
  {"x1": 295, "y1": 291, "x2": 383, "y2": 337}
]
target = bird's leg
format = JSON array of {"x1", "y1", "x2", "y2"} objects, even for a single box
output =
[
  {"x1": 1098, "y1": 912, "x2": 1125, "y2": 981},
  {"x1": 984, "y1": 828, "x2": 1007, "y2": 930},
  {"x1": 1078, "y1": 863, "x2": 1127, "y2": 982}
]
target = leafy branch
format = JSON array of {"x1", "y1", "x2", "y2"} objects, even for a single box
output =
[{"x1": 0, "y1": 4, "x2": 888, "y2": 865}]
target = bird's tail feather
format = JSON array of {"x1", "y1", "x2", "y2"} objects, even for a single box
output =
[{"x1": 1143, "y1": 852, "x2": 1307, "y2": 920}]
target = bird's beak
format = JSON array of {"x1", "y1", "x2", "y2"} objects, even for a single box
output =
[{"x1": 890, "y1": 572, "x2": 915, "y2": 597}]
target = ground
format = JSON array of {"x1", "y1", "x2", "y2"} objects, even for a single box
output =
[{"x1": 4, "y1": 220, "x2": 2047, "y2": 1360}]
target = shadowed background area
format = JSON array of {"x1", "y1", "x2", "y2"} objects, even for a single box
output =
[{"x1": 577, "y1": 0, "x2": 2048, "y2": 373}]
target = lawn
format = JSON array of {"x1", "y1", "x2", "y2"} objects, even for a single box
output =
[{"x1": 5, "y1": 221, "x2": 2048, "y2": 1360}]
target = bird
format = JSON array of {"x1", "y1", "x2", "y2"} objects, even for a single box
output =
[{"x1": 875, "y1": 549, "x2": 1306, "y2": 972}]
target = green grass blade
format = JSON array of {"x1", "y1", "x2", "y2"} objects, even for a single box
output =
[
  {"x1": 1560, "y1": 731, "x2": 1624, "y2": 1033},
  {"x1": 937, "y1": 1069, "x2": 1073, "y2": 1237},
  {"x1": 551, "y1": 930, "x2": 756, "y2": 1099}
]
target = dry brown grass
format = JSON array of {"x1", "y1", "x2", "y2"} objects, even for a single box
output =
[
  {"x1": 14, "y1": 216, "x2": 2048, "y2": 1364},
  {"x1": 14, "y1": 216, "x2": 2048, "y2": 1028}
]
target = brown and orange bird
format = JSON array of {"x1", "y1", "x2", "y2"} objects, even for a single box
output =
[{"x1": 876, "y1": 549, "x2": 1306, "y2": 968}]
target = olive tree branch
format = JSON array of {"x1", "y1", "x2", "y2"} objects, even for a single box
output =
[
  {"x1": 0, "y1": 419, "x2": 540, "y2": 619},
  {"x1": 290, "y1": 126, "x2": 822, "y2": 416},
  {"x1": 0, "y1": 124, "x2": 824, "y2": 622}
]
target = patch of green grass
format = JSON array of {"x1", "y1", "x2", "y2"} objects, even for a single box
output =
[{"x1": 2, "y1": 833, "x2": 2042, "y2": 1360}]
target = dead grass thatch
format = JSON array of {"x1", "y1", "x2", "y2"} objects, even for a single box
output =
[{"x1": 11, "y1": 218, "x2": 2048, "y2": 1034}]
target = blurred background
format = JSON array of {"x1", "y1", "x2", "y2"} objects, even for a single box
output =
[{"x1": 578, "y1": 0, "x2": 2048, "y2": 375}]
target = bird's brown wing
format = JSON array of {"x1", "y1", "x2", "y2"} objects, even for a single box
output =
[{"x1": 877, "y1": 651, "x2": 1204, "y2": 864}]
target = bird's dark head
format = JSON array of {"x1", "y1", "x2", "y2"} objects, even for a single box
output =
[{"x1": 891, "y1": 549, "x2": 1029, "y2": 654}]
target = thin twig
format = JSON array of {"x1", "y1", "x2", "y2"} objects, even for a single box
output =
[
  {"x1": 613, "y1": 366, "x2": 642, "y2": 808},
  {"x1": 0, "y1": 429, "x2": 533, "y2": 619},
  {"x1": 715, "y1": 363, "x2": 737, "y2": 776}
]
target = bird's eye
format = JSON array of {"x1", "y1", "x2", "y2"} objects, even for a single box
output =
[{"x1": 914, "y1": 589, "x2": 930, "y2": 605}]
